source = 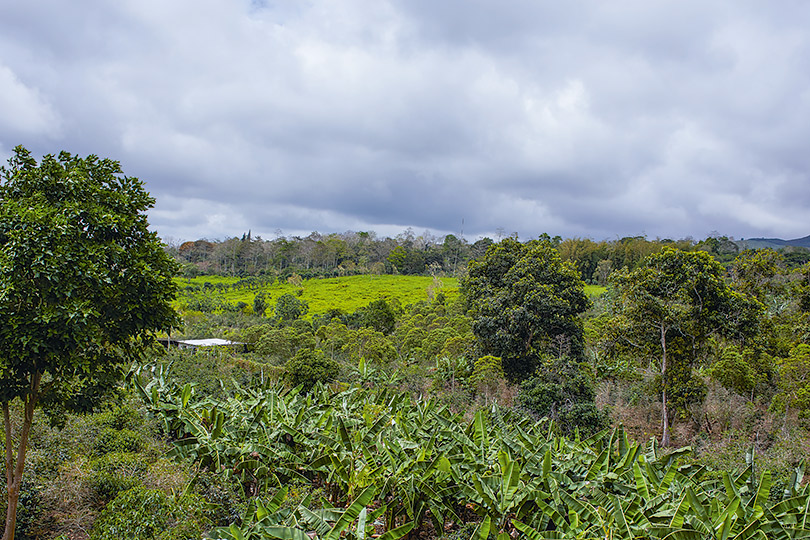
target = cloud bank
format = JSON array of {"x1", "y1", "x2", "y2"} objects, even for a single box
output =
[{"x1": 1, "y1": 1, "x2": 809, "y2": 242}]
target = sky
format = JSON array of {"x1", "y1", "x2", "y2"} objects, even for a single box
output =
[{"x1": 1, "y1": 1, "x2": 809, "y2": 244}]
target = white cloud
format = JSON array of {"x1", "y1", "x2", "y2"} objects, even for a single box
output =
[
  {"x1": 0, "y1": 65, "x2": 60, "y2": 138},
  {"x1": 1, "y1": 0, "x2": 809, "y2": 241}
]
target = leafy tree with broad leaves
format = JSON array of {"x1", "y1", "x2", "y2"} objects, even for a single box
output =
[
  {"x1": 611, "y1": 247, "x2": 762, "y2": 446},
  {"x1": 463, "y1": 237, "x2": 589, "y2": 380},
  {"x1": 357, "y1": 298, "x2": 396, "y2": 335},
  {"x1": 274, "y1": 293, "x2": 308, "y2": 321},
  {"x1": 771, "y1": 344, "x2": 810, "y2": 418},
  {"x1": 730, "y1": 248, "x2": 791, "y2": 316},
  {"x1": 0, "y1": 146, "x2": 179, "y2": 540}
]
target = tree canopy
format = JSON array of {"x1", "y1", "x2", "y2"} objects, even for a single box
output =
[
  {"x1": 0, "y1": 146, "x2": 179, "y2": 540},
  {"x1": 463, "y1": 237, "x2": 589, "y2": 380},
  {"x1": 611, "y1": 247, "x2": 762, "y2": 446}
]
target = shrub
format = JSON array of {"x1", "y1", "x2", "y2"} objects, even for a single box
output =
[
  {"x1": 285, "y1": 349, "x2": 339, "y2": 391},
  {"x1": 469, "y1": 355, "x2": 506, "y2": 401},
  {"x1": 772, "y1": 344, "x2": 810, "y2": 418},
  {"x1": 89, "y1": 486, "x2": 209, "y2": 540},
  {"x1": 710, "y1": 347, "x2": 756, "y2": 397},
  {"x1": 274, "y1": 293, "x2": 308, "y2": 321},
  {"x1": 88, "y1": 452, "x2": 148, "y2": 502},
  {"x1": 517, "y1": 356, "x2": 607, "y2": 436},
  {"x1": 92, "y1": 427, "x2": 144, "y2": 456}
]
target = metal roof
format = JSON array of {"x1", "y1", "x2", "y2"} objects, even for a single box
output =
[{"x1": 177, "y1": 338, "x2": 242, "y2": 347}]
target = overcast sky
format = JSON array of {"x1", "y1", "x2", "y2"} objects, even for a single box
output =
[{"x1": 1, "y1": 1, "x2": 809, "y2": 243}]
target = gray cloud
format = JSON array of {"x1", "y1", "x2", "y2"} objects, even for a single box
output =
[{"x1": 1, "y1": 0, "x2": 809, "y2": 242}]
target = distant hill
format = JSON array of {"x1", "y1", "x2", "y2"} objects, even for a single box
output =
[{"x1": 736, "y1": 235, "x2": 810, "y2": 250}]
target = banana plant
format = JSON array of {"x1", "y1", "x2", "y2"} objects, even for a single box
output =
[
  {"x1": 133, "y1": 363, "x2": 810, "y2": 540},
  {"x1": 209, "y1": 485, "x2": 414, "y2": 540}
]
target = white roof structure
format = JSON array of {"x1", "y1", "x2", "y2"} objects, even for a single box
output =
[
  {"x1": 177, "y1": 338, "x2": 240, "y2": 347},
  {"x1": 158, "y1": 337, "x2": 246, "y2": 351}
]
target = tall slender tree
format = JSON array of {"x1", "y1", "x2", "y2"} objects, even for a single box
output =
[{"x1": 611, "y1": 248, "x2": 762, "y2": 446}]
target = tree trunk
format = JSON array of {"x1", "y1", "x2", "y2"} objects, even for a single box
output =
[
  {"x1": 660, "y1": 322, "x2": 670, "y2": 447},
  {"x1": 3, "y1": 372, "x2": 41, "y2": 540}
]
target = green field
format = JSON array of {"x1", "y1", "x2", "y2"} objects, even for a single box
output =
[
  {"x1": 177, "y1": 275, "x2": 242, "y2": 287},
  {"x1": 584, "y1": 284, "x2": 606, "y2": 296},
  {"x1": 175, "y1": 275, "x2": 603, "y2": 316},
  {"x1": 176, "y1": 274, "x2": 460, "y2": 315}
]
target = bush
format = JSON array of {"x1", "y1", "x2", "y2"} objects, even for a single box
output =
[
  {"x1": 710, "y1": 347, "x2": 756, "y2": 397},
  {"x1": 285, "y1": 349, "x2": 339, "y2": 391},
  {"x1": 517, "y1": 356, "x2": 607, "y2": 436},
  {"x1": 89, "y1": 486, "x2": 209, "y2": 540},
  {"x1": 192, "y1": 470, "x2": 247, "y2": 526},
  {"x1": 92, "y1": 427, "x2": 144, "y2": 455},
  {"x1": 88, "y1": 452, "x2": 148, "y2": 502},
  {"x1": 274, "y1": 293, "x2": 308, "y2": 321},
  {"x1": 469, "y1": 355, "x2": 505, "y2": 401}
]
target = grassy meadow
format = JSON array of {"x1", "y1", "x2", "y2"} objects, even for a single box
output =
[
  {"x1": 584, "y1": 283, "x2": 606, "y2": 296},
  {"x1": 176, "y1": 274, "x2": 461, "y2": 315}
]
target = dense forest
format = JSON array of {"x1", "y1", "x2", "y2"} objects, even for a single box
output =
[
  {"x1": 167, "y1": 229, "x2": 810, "y2": 282},
  {"x1": 6, "y1": 226, "x2": 810, "y2": 539}
]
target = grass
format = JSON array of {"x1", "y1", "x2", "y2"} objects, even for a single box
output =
[
  {"x1": 176, "y1": 274, "x2": 460, "y2": 316},
  {"x1": 176, "y1": 275, "x2": 600, "y2": 315},
  {"x1": 176, "y1": 275, "x2": 245, "y2": 287},
  {"x1": 584, "y1": 284, "x2": 607, "y2": 297}
]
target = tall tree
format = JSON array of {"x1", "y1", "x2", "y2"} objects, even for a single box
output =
[
  {"x1": 611, "y1": 247, "x2": 761, "y2": 446},
  {"x1": 730, "y1": 249, "x2": 788, "y2": 309},
  {"x1": 463, "y1": 238, "x2": 589, "y2": 380},
  {"x1": 0, "y1": 146, "x2": 179, "y2": 540}
]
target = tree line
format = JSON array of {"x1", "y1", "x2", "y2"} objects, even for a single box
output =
[{"x1": 167, "y1": 230, "x2": 810, "y2": 282}]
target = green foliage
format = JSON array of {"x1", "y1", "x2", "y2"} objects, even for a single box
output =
[
  {"x1": 285, "y1": 349, "x2": 339, "y2": 391},
  {"x1": 394, "y1": 300, "x2": 475, "y2": 365},
  {"x1": 255, "y1": 325, "x2": 315, "y2": 361},
  {"x1": 89, "y1": 486, "x2": 209, "y2": 540},
  {"x1": 176, "y1": 274, "x2": 460, "y2": 319},
  {"x1": 663, "y1": 343, "x2": 708, "y2": 416},
  {"x1": 0, "y1": 146, "x2": 179, "y2": 538},
  {"x1": 253, "y1": 291, "x2": 268, "y2": 317},
  {"x1": 795, "y1": 262, "x2": 810, "y2": 313},
  {"x1": 274, "y1": 293, "x2": 309, "y2": 321},
  {"x1": 611, "y1": 247, "x2": 764, "y2": 445},
  {"x1": 0, "y1": 146, "x2": 179, "y2": 404},
  {"x1": 464, "y1": 237, "x2": 590, "y2": 380},
  {"x1": 710, "y1": 346, "x2": 757, "y2": 397},
  {"x1": 432, "y1": 355, "x2": 473, "y2": 393},
  {"x1": 517, "y1": 356, "x2": 606, "y2": 436},
  {"x1": 341, "y1": 327, "x2": 396, "y2": 365},
  {"x1": 88, "y1": 452, "x2": 149, "y2": 501},
  {"x1": 469, "y1": 355, "x2": 505, "y2": 400},
  {"x1": 356, "y1": 298, "x2": 397, "y2": 334},
  {"x1": 152, "y1": 348, "x2": 260, "y2": 399},
  {"x1": 772, "y1": 344, "x2": 810, "y2": 417},
  {"x1": 731, "y1": 248, "x2": 787, "y2": 302},
  {"x1": 138, "y1": 374, "x2": 810, "y2": 540},
  {"x1": 92, "y1": 427, "x2": 145, "y2": 456}
]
